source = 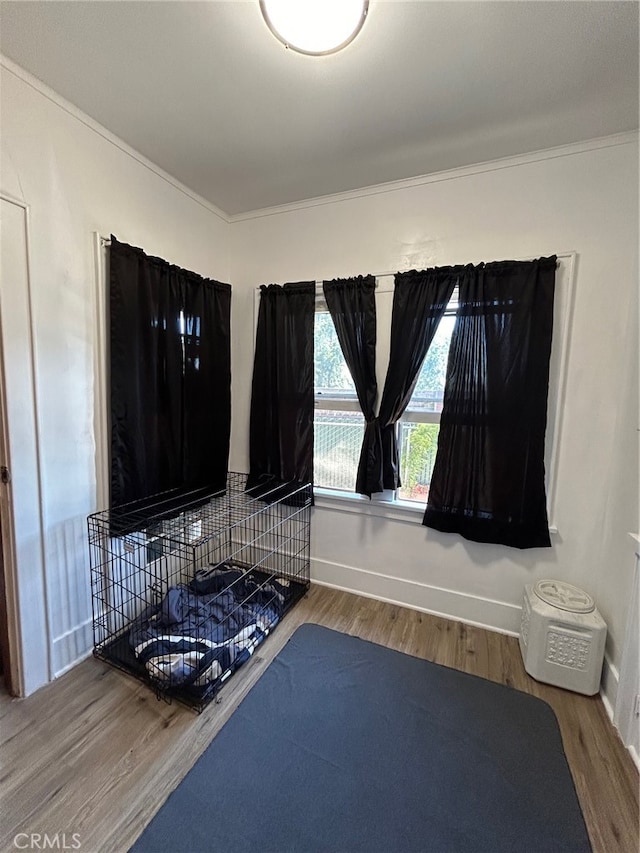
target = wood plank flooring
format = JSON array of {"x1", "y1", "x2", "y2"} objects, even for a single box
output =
[{"x1": 1, "y1": 585, "x2": 638, "y2": 853}]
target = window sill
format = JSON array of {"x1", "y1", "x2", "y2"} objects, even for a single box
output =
[
  {"x1": 314, "y1": 488, "x2": 558, "y2": 534},
  {"x1": 314, "y1": 488, "x2": 428, "y2": 523}
]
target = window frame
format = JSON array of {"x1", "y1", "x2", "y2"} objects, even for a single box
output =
[
  {"x1": 313, "y1": 290, "x2": 367, "y2": 493},
  {"x1": 313, "y1": 279, "x2": 390, "y2": 500},
  {"x1": 313, "y1": 278, "x2": 455, "y2": 507},
  {"x1": 395, "y1": 290, "x2": 459, "y2": 503}
]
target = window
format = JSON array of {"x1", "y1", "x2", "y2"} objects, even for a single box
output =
[
  {"x1": 398, "y1": 304, "x2": 457, "y2": 503},
  {"x1": 263, "y1": 253, "x2": 573, "y2": 527},
  {"x1": 313, "y1": 281, "x2": 456, "y2": 504},
  {"x1": 107, "y1": 237, "x2": 232, "y2": 510},
  {"x1": 314, "y1": 308, "x2": 364, "y2": 491}
]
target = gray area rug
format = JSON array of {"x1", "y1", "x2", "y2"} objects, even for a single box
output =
[{"x1": 132, "y1": 623, "x2": 591, "y2": 852}]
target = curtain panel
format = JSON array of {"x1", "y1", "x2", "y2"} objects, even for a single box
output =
[
  {"x1": 361, "y1": 269, "x2": 457, "y2": 497},
  {"x1": 423, "y1": 256, "x2": 557, "y2": 549},
  {"x1": 109, "y1": 236, "x2": 231, "y2": 511},
  {"x1": 246, "y1": 282, "x2": 315, "y2": 500},
  {"x1": 322, "y1": 275, "x2": 378, "y2": 496}
]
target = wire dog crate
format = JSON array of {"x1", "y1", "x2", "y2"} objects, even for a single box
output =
[{"x1": 88, "y1": 472, "x2": 311, "y2": 712}]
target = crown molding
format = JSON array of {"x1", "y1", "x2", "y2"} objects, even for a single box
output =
[
  {"x1": 0, "y1": 54, "x2": 231, "y2": 224},
  {"x1": 2, "y1": 54, "x2": 637, "y2": 226},
  {"x1": 229, "y1": 130, "x2": 639, "y2": 222}
]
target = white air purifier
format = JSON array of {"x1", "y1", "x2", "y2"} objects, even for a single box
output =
[{"x1": 519, "y1": 580, "x2": 606, "y2": 695}]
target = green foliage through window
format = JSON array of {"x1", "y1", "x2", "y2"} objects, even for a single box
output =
[
  {"x1": 314, "y1": 312, "x2": 355, "y2": 393},
  {"x1": 398, "y1": 423, "x2": 440, "y2": 501}
]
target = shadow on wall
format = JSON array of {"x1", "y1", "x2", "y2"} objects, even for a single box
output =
[
  {"x1": 426, "y1": 526, "x2": 563, "y2": 571},
  {"x1": 363, "y1": 509, "x2": 562, "y2": 571}
]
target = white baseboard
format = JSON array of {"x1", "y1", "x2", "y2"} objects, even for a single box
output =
[
  {"x1": 600, "y1": 653, "x2": 619, "y2": 721},
  {"x1": 598, "y1": 654, "x2": 640, "y2": 772},
  {"x1": 311, "y1": 557, "x2": 521, "y2": 636},
  {"x1": 51, "y1": 618, "x2": 93, "y2": 678}
]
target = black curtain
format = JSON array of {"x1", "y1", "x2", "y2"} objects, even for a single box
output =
[
  {"x1": 361, "y1": 269, "x2": 457, "y2": 496},
  {"x1": 423, "y1": 256, "x2": 556, "y2": 549},
  {"x1": 322, "y1": 276, "x2": 378, "y2": 495},
  {"x1": 109, "y1": 236, "x2": 231, "y2": 512},
  {"x1": 246, "y1": 282, "x2": 315, "y2": 500},
  {"x1": 181, "y1": 274, "x2": 232, "y2": 493}
]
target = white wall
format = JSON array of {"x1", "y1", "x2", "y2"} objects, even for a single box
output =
[
  {"x1": 230, "y1": 139, "x2": 639, "y2": 685},
  {"x1": 1, "y1": 56, "x2": 637, "y2": 702},
  {"x1": 0, "y1": 62, "x2": 231, "y2": 692}
]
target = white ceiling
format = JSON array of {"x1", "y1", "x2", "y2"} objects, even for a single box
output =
[{"x1": 1, "y1": 1, "x2": 638, "y2": 216}]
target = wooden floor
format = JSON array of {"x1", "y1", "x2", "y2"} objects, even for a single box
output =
[{"x1": 1, "y1": 585, "x2": 638, "y2": 853}]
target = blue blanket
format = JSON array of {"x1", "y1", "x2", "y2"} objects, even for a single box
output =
[{"x1": 129, "y1": 566, "x2": 292, "y2": 690}]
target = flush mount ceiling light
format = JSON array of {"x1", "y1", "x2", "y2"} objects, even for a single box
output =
[{"x1": 259, "y1": 0, "x2": 369, "y2": 56}]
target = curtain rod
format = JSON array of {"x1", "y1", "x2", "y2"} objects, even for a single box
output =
[
  {"x1": 326, "y1": 251, "x2": 574, "y2": 281},
  {"x1": 257, "y1": 251, "x2": 575, "y2": 291},
  {"x1": 98, "y1": 238, "x2": 573, "y2": 279}
]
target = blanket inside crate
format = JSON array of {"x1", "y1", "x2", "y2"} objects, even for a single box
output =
[{"x1": 129, "y1": 565, "x2": 293, "y2": 689}]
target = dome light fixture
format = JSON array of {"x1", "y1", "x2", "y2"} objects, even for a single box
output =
[{"x1": 259, "y1": 0, "x2": 369, "y2": 56}]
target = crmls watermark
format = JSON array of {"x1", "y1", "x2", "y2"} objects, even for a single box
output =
[{"x1": 13, "y1": 834, "x2": 81, "y2": 850}]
